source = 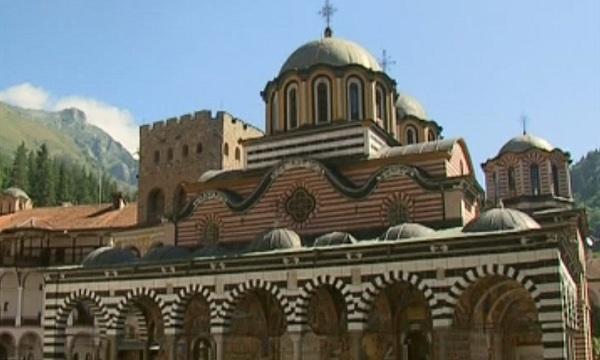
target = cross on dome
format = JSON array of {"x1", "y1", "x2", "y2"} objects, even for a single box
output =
[
  {"x1": 319, "y1": 0, "x2": 337, "y2": 37},
  {"x1": 379, "y1": 49, "x2": 396, "y2": 72}
]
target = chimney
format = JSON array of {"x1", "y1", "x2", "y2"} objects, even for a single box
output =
[{"x1": 112, "y1": 192, "x2": 126, "y2": 210}]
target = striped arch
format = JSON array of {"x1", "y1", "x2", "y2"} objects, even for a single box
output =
[
  {"x1": 55, "y1": 288, "x2": 110, "y2": 336},
  {"x1": 446, "y1": 264, "x2": 541, "y2": 322},
  {"x1": 295, "y1": 274, "x2": 355, "y2": 325},
  {"x1": 358, "y1": 270, "x2": 437, "y2": 322},
  {"x1": 113, "y1": 287, "x2": 168, "y2": 336},
  {"x1": 221, "y1": 279, "x2": 293, "y2": 329},
  {"x1": 168, "y1": 284, "x2": 217, "y2": 334}
]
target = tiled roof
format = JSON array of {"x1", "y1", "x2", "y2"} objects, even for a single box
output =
[{"x1": 0, "y1": 203, "x2": 138, "y2": 232}]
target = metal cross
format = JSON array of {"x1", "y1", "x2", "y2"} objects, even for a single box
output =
[
  {"x1": 319, "y1": 0, "x2": 337, "y2": 29},
  {"x1": 379, "y1": 49, "x2": 396, "y2": 72},
  {"x1": 521, "y1": 114, "x2": 529, "y2": 135}
]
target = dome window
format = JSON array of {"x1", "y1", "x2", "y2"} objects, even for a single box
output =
[
  {"x1": 375, "y1": 85, "x2": 386, "y2": 127},
  {"x1": 427, "y1": 128, "x2": 435, "y2": 142},
  {"x1": 406, "y1": 126, "x2": 418, "y2": 145},
  {"x1": 530, "y1": 164, "x2": 541, "y2": 195},
  {"x1": 286, "y1": 83, "x2": 299, "y2": 130},
  {"x1": 347, "y1": 77, "x2": 363, "y2": 121},
  {"x1": 508, "y1": 167, "x2": 517, "y2": 196},
  {"x1": 270, "y1": 92, "x2": 279, "y2": 133},
  {"x1": 552, "y1": 164, "x2": 560, "y2": 196},
  {"x1": 493, "y1": 171, "x2": 500, "y2": 205},
  {"x1": 313, "y1": 77, "x2": 331, "y2": 124}
]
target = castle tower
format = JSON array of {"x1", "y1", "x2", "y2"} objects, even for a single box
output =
[
  {"x1": 482, "y1": 133, "x2": 573, "y2": 211},
  {"x1": 138, "y1": 111, "x2": 262, "y2": 224}
]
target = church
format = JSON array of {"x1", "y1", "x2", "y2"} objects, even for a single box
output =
[{"x1": 0, "y1": 6, "x2": 591, "y2": 360}]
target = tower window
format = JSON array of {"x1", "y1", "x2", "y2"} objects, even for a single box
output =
[
  {"x1": 427, "y1": 129, "x2": 435, "y2": 142},
  {"x1": 167, "y1": 147, "x2": 174, "y2": 161},
  {"x1": 153, "y1": 150, "x2": 160, "y2": 164},
  {"x1": 406, "y1": 126, "x2": 418, "y2": 145},
  {"x1": 182, "y1": 144, "x2": 189, "y2": 157},
  {"x1": 375, "y1": 84, "x2": 386, "y2": 126},
  {"x1": 235, "y1": 147, "x2": 241, "y2": 161},
  {"x1": 552, "y1": 164, "x2": 560, "y2": 196},
  {"x1": 347, "y1": 77, "x2": 363, "y2": 121},
  {"x1": 271, "y1": 92, "x2": 279, "y2": 133},
  {"x1": 530, "y1": 164, "x2": 541, "y2": 196},
  {"x1": 507, "y1": 167, "x2": 516, "y2": 195},
  {"x1": 196, "y1": 143, "x2": 203, "y2": 154},
  {"x1": 223, "y1": 143, "x2": 229, "y2": 157},
  {"x1": 314, "y1": 77, "x2": 331, "y2": 124},
  {"x1": 286, "y1": 83, "x2": 299, "y2": 130}
]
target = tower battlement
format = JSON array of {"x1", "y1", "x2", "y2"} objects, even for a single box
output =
[{"x1": 140, "y1": 110, "x2": 262, "y2": 136}]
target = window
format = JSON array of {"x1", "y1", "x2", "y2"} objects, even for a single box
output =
[
  {"x1": 508, "y1": 167, "x2": 516, "y2": 195},
  {"x1": 182, "y1": 144, "x2": 189, "y2": 157},
  {"x1": 153, "y1": 150, "x2": 160, "y2": 164},
  {"x1": 147, "y1": 188, "x2": 165, "y2": 223},
  {"x1": 530, "y1": 164, "x2": 541, "y2": 196},
  {"x1": 375, "y1": 84, "x2": 386, "y2": 125},
  {"x1": 271, "y1": 92, "x2": 279, "y2": 132},
  {"x1": 223, "y1": 143, "x2": 229, "y2": 156},
  {"x1": 286, "y1": 188, "x2": 316, "y2": 223},
  {"x1": 347, "y1": 77, "x2": 363, "y2": 121},
  {"x1": 196, "y1": 143, "x2": 203, "y2": 154},
  {"x1": 387, "y1": 200, "x2": 410, "y2": 225},
  {"x1": 314, "y1": 77, "x2": 331, "y2": 124},
  {"x1": 167, "y1": 147, "x2": 174, "y2": 161},
  {"x1": 406, "y1": 126, "x2": 418, "y2": 145},
  {"x1": 235, "y1": 147, "x2": 241, "y2": 161},
  {"x1": 552, "y1": 164, "x2": 560, "y2": 196},
  {"x1": 493, "y1": 171, "x2": 500, "y2": 205},
  {"x1": 427, "y1": 129, "x2": 435, "y2": 142},
  {"x1": 203, "y1": 220, "x2": 220, "y2": 245},
  {"x1": 286, "y1": 83, "x2": 299, "y2": 130}
]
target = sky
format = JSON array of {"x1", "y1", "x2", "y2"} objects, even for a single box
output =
[{"x1": 0, "y1": 1, "x2": 598, "y2": 181}]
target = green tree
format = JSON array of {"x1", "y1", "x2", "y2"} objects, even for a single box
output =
[
  {"x1": 34, "y1": 144, "x2": 56, "y2": 206},
  {"x1": 9, "y1": 142, "x2": 29, "y2": 190}
]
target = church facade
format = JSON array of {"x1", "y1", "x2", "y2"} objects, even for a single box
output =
[{"x1": 37, "y1": 27, "x2": 591, "y2": 360}]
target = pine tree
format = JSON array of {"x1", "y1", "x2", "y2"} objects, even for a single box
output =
[
  {"x1": 35, "y1": 144, "x2": 56, "y2": 206},
  {"x1": 9, "y1": 142, "x2": 29, "y2": 190},
  {"x1": 56, "y1": 160, "x2": 72, "y2": 204},
  {"x1": 27, "y1": 150, "x2": 37, "y2": 203}
]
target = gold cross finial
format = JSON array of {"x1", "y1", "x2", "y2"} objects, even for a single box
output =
[
  {"x1": 379, "y1": 49, "x2": 396, "y2": 72},
  {"x1": 319, "y1": 0, "x2": 337, "y2": 37}
]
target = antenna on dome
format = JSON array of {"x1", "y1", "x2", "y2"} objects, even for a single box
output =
[
  {"x1": 379, "y1": 49, "x2": 396, "y2": 72},
  {"x1": 520, "y1": 114, "x2": 529, "y2": 135},
  {"x1": 319, "y1": 0, "x2": 337, "y2": 37}
]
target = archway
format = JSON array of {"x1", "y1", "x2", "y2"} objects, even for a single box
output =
[
  {"x1": 0, "y1": 272, "x2": 19, "y2": 326},
  {"x1": 0, "y1": 333, "x2": 15, "y2": 360},
  {"x1": 178, "y1": 294, "x2": 212, "y2": 360},
  {"x1": 17, "y1": 332, "x2": 42, "y2": 360},
  {"x1": 116, "y1": 296, "x2": 166, "y2": 360},
  {"x1": 302, "y1": 285, "x2": 350, "y2": 358},
  {"x1": 363, "y1": 281, "x2": 432, "y2": 360},
  {"x1": 147, "y1": 189, "x2": 165, "y2": 224},
  {"x1": 452, "y1": 275, "x2": 542, "y2": 360},
  {"x1": 225, "y1": 288, "x2": 286, "y2": 359},
  {"x1": 22, "y1": 272, "x2": 43, "y2": 326}
]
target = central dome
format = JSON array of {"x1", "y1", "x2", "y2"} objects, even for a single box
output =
[{"x1": 280, "y1": 37, "x2": 381, "y2": 74}]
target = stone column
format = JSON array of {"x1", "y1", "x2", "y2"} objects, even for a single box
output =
[
  {"x1": 15, "y1": 284, "x2": 23, "y2": 326},
  {"x1": 349, "y1": 329, "x2": 365, "y2": 360},
  {"x1": 163, "y1": 335, "x2": 177, "y2": 360},
  {"x1": 289, "y1": 332, "x2": 303, "y2": 360},
  {"x1": 107, "y1": 335, "x2": 119, "y2": 360},
  {"x1": 213, "y1": 333, "x2": 225, "y2": 360}
]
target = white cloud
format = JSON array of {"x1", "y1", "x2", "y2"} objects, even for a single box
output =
[
  {"x1": 0, "y1": 83, "x2": 50, "y2": 110},
  {"x1": 0, "y1": 83, "x2": 138, "y2": 155}
]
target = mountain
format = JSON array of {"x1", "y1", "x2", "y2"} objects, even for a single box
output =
[
  {"x1": 0, "y1": 101, "x2": 138, "y2": 190},
  {"x1": 571, "y1": 149, "x2": 600, "y2": 237}
]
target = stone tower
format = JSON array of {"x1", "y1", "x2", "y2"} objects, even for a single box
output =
[{"x1": 138, "y1": 110, "x2": 262, "y2": 224}]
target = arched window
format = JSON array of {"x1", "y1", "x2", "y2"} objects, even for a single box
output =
[
  {"x1": 270, "y1": 92, "x2": 279, "y2": 133},
  {"x1": 235, "y1": 147, "x2": 241, "y2": 161},
  {"x1": 313, "y1": 77, "x2": 331, "y2": 124},
  {"x1": 223, "y1": 143, "x2": 229, "y2": 156},
  {"x1": 147, "y1": 188, "x2": 165, "y2": 223},
  {"x1": 167, "y1": 147, "x2": 173, "y2": 161},
  {"x1": 173, "y1": 186, "x2": 186, "y2": 214},
  {"x1": 196, "y1": 142, "x2": 203, "y2": 154},
  {"x1": 427, "y1": 128, "x2": 436, "y2": 142},
  {"x1": 347, "y1": 77, "x2": 363, "y2": 121},
  {"x1": 493, "y1": 171, "x2": 500, "y2": 205},
  {"x1": 375, "y1": 84, "x2": 386, "y2": 125},
  {"x1": 182, "y1": 144, "x2": 189, "y2": 157},
  {"x1": 552, "y1": 164, "x2": 560, "y2": 196},
  {"x1": 508, "y1": 167, "x2": 516, "y2": 195},
  {"x1": 286, "y1": 83, "x2": 299, "y2": 130},
  {"x1": 406, "y1": 126, "x2": 418, "y2": 145},
  {"x1": 153, "y1": 150, "x2": 160, "y2": 164},
  {"x1": 530, "y1": 164, "x2": 541, "y2": 196}
]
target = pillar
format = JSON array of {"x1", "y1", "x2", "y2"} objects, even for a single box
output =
[
  {"x1": 349, "y1": 329, "x2": 365, "y2": 360},
  {"x1": 213, "y1": 333, "x2": 224, "y2": 360},
  {"x1": 15, "y1": 285, "x2": 23, "y2": 326},
  {"x1": 107, "y1": 335, "x2": 118, "y2": 360},
  {"x1": 289, "y1": 332, "x2": 303, "y2": 360},
  {"x1": 163, "y1": 335, "x2": 177, "y2": 360}
]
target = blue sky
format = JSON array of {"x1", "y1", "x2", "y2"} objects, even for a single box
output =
[{"x1": 0, "y1": 1, "x2": 598, "y2": 180}]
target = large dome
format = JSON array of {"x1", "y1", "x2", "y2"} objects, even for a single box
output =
[
  {"x1": 463, "y1": 208, "x2": 540, "y2": 233},
  {"x1": 82, "y1": 247, "x2": 138, "y2": 268},
  {"x1": 249, "y1": 228, "x2": 302, "y2": 252},
  {"x1": 280, "y1": 37, "x2": 381, "y2": 74},
  {"x1": 396, "y1": 93, "x2": 428, "y2": 120},
  {"x1": 498, "y1": 134, "x2": 554, "y2": 156}
]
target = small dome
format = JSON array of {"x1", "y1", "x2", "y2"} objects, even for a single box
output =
[
  {"x1": 463, "y1": 208, "x2": 541, "y2": 233},
  {"x1": 82, "y1": 247, "x2": 138, "y2": 268},
  {"x1": 314, "y1": 232, "x2": 357, "y2": 247},
  {"x1": 199, "y1": 169, "x2": 226, "y2": 182},
  {"x1": 396, "y1": 93, "x2": 428, "y2": 120},
  {"x1": 280, "y1": 37, "x2": 381, "y2": 74},
  {"x1": 2, "y1": 187, "x2": 30, "y2": 199},
  {"x1": 381, "y1": 223, "x2": 435, "y2": 241},
  {"x1": 498, "y1": 134, "x2": 554, "y2": 156},
  {"x1": 141, "y1": 245, "x2": 190, "y2": 263},
  {"x1": 249, "y1": 228, "x2": 302, "y2": 252}
]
